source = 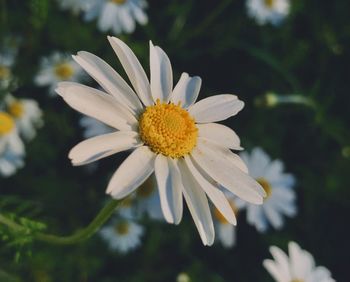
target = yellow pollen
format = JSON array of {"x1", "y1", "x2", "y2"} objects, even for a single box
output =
[
  {"x1": 139, "y1": 100, "x2": 198, "y2": 158},
  {"x1": 0, "y1": 65, "x2": 10, "y2": 79},
  {"x1": 214, "y1": 200, "x2": 238, "y2": 225},
  {"x1": 257, "y1": 178, "x2": 272, "y2": 198},
  {"x1": 264, "y1": 0, "x2": 275, "y2": 8},
  {"x1": 8, "y1": 101, "x2": 24, "y2": 118},
  {"x1": 111, "y1": 0, "x2": 126, "y2": 4},
  {"x1": 54, "y1": 63, "x2": 74, "y2": 80},
  {"x1": 114, "y1": 222, "x2": 130, "y2": 235},
  {"x1": 0, "y1": 112, "x2": 15, "y2": 136}
]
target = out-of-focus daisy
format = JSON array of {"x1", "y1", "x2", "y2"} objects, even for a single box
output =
[
  {"x1": 56, "y1": 36, "x2": 265, "y2": 245},
  {"x1": 84, "y1": 0, "x2": 148, "y2": 35},
  {"x1": 240, "y1": 147, "x2": 296, "y2": 232},
  {"x1": 80, "y1": 116, "x2": 112, "y2": 139},
  {"x1": 264, "y1": 241, "x2": 335, "y2": 282},
  {"x1": 35, "y1": 52, "x2": 83, "y2": 96},
  {"x1": 246, "y1": 0, "x2": 290, "y2": 26},
  {"x1": 5, "y1": 94, "x2": 43, "y2": 141},
  {"x1": 0, "y1": 146, "x2": 24, "y2": 177},
  {"x1": 57, "y1": 0, "x2": 92, "y2": 14},
  {"x1": 213, "y1": 195, "x2": 245, "y2": 248},
  {"x1": 100, "y1": 218, "x2": 144, "y2": 253},
  {"x1": 0, "y1": 52, "x2": 15, "y2": 90}
]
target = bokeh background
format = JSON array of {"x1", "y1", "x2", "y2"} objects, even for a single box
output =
[{"x1": 0, "y1": 0, "x2": 349, "y2": 281}]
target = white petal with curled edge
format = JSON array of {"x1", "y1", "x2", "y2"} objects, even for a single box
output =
[
  {"x1": 197, "y1": 123, "x2": 242, "y2": 150},
  {"x1": 191, "y1": 139, "x2": 265, "y2": 204},
  {"x1": 72, "y1": 52, "x2": 143, "y2": 113},
  {"x1": 270, "y1": 246, "x2": 291, "y2": 279},
  {"x1": 263, "y1": 259, "x2": 290, "y2": 282},
  {"x1": 184, "y1": 156, "x2": 236, "y2": 225},
  {"x1": 106, "y1": 146, "x2": 155, "y2": 198},
  {"x1": 56, "y1": 82, "x2": 137, "y2": 131},
  {"x1": 69, "y1": 131, "x2": 140, "y2": 166},
  {"x1": 189, "y1": 94, "x2": 244, "y2": 123},
  {"x1": 170, "y1": 72, "x2": 202, "y2": 109},
  {"x1": 178, "y1": 159, "x2": 214, "y2": 246},
  {"x1": 107, "y1": 36, "x2": 153, "y2": 106},
  {"x1": 149, "y1": 41, "x2": 173, "y2": 103}
]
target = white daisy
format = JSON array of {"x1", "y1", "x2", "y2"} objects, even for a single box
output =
[
  {"x1": 246, "y1": 0, "x2": 290, "y2": 26},
  {"x1": 0, "y1": 52, "x2": 15, "y2": 90},
  {"x1": 264, "y1": 241, "x2": 336, "y2": 282},
  {"x1": 57, "y1": 0, "x2": 92, "y2": 14},
  {"x1": 56, "y1": 36, "x2": 265, "y2": 245},
  {"x1": 213, "y1": 195, "x2": 245, "y2": 248},
  {"x1": 80, "y1": 116, "x2": 112, "y2": 139},
  {"x1": 0, "y1": 111, "x2": 25, "y2": 177},
  {"x1": 84, "y1": 0, "x2": 148, "y2": 35},
  {"x1": 5, "y1": 94, "x2": 43, "y2": 141},
  {"x1": 35, "y1": 52, "x2": 83, "y2": 96},
  {"x1": 240, "y1": 147, "x2": 297, "y2": 232},
  {"x1": 100, "y1": 218, "x2": 144, "y2": 253}
]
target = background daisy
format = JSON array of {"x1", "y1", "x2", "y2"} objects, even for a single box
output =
[{"x1": 246, "y1": 0, "x2": 290, "y2": 25}]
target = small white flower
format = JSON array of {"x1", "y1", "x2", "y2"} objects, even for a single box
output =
[
  {"x1": 80, "y1": 116, "x2": 112, "y2": 139},
  {"x1": 57, "y1": 0, "x2": 92, "y2": 14},
  {"x1": 264, "y1": 241, "x2": 335, "y2": 282},
  {"x1": 100, "y1": 218, "x2": 144, "y2": 253},
  {"x1": 240, "y1": 147, "x2": 297, "y2": 232},
  {"x1": 84, "y1": 0, "x2": 148, "y2": 35},
  {"x1": 246, "y1": 0, "x2": 290, "y2": 26},
  {"x1": 0, "y1": 52, "x2": 15, "y2": 90},
  {"x1": 5, "y1": 94, "x2": 43, "y2": 141},
  {"x1": 0, "y1": 111, "x2": 25, "y2": 177},
  {"x1": 56, "y1": 36, "x2": 265, "y2": 245},
  {"x1": 35, "y1": 52, "x2": 83, "y2": 96}
]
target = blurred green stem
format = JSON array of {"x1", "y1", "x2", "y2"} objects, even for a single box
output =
[{"x1": 0, "y1": 199, "x2": 121, "y2": 245}]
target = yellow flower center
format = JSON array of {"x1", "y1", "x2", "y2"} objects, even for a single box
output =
[
  {"x1": 257, "y1": 178, "x2": 272, "y2": 198},
  {"x1": 0, "y1": 65, "x2": 10, "y2": 79},
  {"x1": 0, "y1": 112, "x2": 15, "y2": 136},
  {"x1": 8, "y1": 101, "x2": 24, "y2": 118},
  {"x1": 213, "y1": 200, "x2": 238, "y2": 225},
  {"x1": 114, "y1": 222, "x2": 130, "y2": 235},
  {"x1": 54, "y1": 63, "x2": 74, "y2": 80},
  {"x1": 139, "y1": 100, "x2": 198, "y2": 158},
  {"x1": 111, "y1": 0, "x2": 126, "y2": 4},
  {"x1": 264, "y1": 0, "x2": 275, "y2": 8}
]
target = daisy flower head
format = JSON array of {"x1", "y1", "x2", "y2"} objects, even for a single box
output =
[
  {"x1": 35, "y1": 52, "x2": 84, "y2": 96},
  {"x1": 246, "y1": 0, "x2": 290, "y2": 26},
  {"x1": 5, "y1": 94, "x2": 43, "y2": 141},
  {"x1": 84, "y1": 0, "x2": 148, "y2": 35},
  {"x1": 264, "y1": 241, "x2": 335, "y2": 282},
  {"x1": 240, "y1": 147, "x2": 297, "y2": 232},
  {"x1": 56, "y1": 36, "x2": 266, "y2": 246},
  {"x1": 100, "y1": 218, "x2": 144, "y2": 253}
]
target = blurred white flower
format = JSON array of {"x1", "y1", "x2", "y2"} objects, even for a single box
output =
[
  {"x1": 100, "y1": 219, "x2": 144, "y2": 253},
  {"x1": 240, "y1": 147, "x2": 297, "y2": 232},
  {"x1": 56, "y1": 36, "x2": 265, "y2": 245},
  {"x1": 35, "y1": 52, "x2": 83, "y2": 96},
  {"x1": 0, "y1": 111, "x2": 25, "y2": 177},
  {"x1": 246, "y1": 0, "x2": 290, "y2": 26},
  {"x1": 264, "y1": 241, "x2": 335, "y2": 282},
  {"x1": 84, "y1": 0, "x2": 148, "y2": 34},
  {"x1": 0, "y1": 52, "x2": 15, "y2": 90},
  {"x1": 57, "y1": 0, "x2": 92, "y2": 14},
  {"x1": 5, "y1": 94, "x2": 43, "y2": 141},
  {"x1": 177, "y1": 273, "x2": 191, "y2": 282}
]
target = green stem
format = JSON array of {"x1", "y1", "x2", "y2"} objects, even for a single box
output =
[{"x1": 0, "y1": 199, "x2": 121, "y2": 245}]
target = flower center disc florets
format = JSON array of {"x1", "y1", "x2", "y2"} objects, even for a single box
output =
[
  {"x1": 0, "y1": 112, "x2": 15, "y2": 136},
  {"x1": 8, "y1": 101, "x2": 24, "y2": 118},
  {"x1": 139, "y1": 100, "x2": 198, "y2": 158},
  {"x1": 257, "y1": 177, "x2": 272, "y2": 198},
  {"x1": 55, "y1": 63, "x2": 74, "y2": 80}
]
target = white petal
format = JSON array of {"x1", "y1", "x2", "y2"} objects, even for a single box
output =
[
  {"x1": 106, "y1": 146, "x2": 155, "y2": 198},
  {"x1": 69, "y1": 131, "x2": 140, "y2": 166},
  {"x1": 149, "y1": 41, "x2": 173, "y2": 103},
  {"x1": 197, "y1": 123, "x2": 242, "y2": 150},
  {"x1": 270, "y1": 246, "x2": 291, "y2": 280},
  {"x1": 72, "y1": 52, "x2": 143, "y2": 113},
  {"x1": 188, "y1": 94, "x2": 244, "y2": 123},
  {"x1": 191, "y1": 139, "x2": 265, "y2": 204},
  {"x1": 184, "y1": 155, "x2": 236, "y2": 225},
  {"x1": 170, "y1": 72, "x2": 202, "y2": 109},
  {"x1": 218, "y1": 224, "x2": 236, "y2": 248},
  {"x1": 154, "y1": 155, "x2": 183, "y2": 224},
  {"x1": 107, "y1": 36, "x2": 153, "y2": 106},
  {"x1": 263, "y1": 259, "x2": 290, "y2": 282},
  {"x1": 178, "y1": 159, "x2": 214, "y2": 246},
  {"x1": 264, "y1": 204, "x2": 284, "y2": 229},
  {"x1": 56, "y1": 82, "x2": 136, "y2": 131},
  {"x1": 167, "y1": 159, "x2": 184, "y2": 224}
]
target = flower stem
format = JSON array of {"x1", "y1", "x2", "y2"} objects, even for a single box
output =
[{"x1": 0, "y1": 199, "x2": 121, "y2": 245}]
